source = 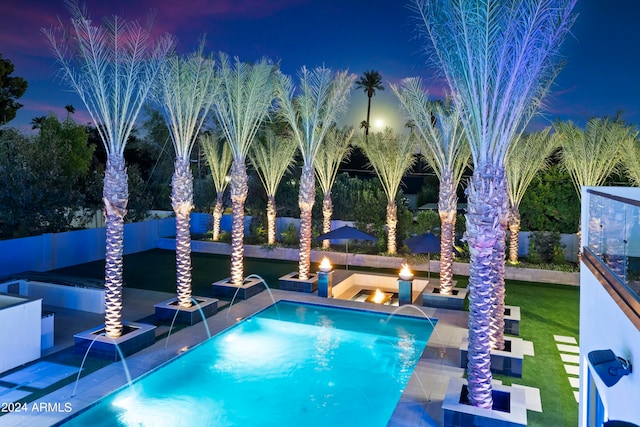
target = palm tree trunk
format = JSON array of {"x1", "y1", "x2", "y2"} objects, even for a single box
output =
[
  {"x1": 103, "y1": 153, "x2": 128, "y2": 338},
  {"x1": 438, "y1": 169, "x2": 457, "y2": 295},
  {"x1": 172, "y1": 158, "x2": 194, "y2": 308},
  {"x1": 464, "y1": 163, "x2": 509, "y2": 409},
  {"x1": 212, "y1": 192, "x2": 224, "y2": 241},
  {"x1": 365, "y1": 95, "x2": 372, "y2": 136},
  {"x1": 322, "y1": 192, "x2": 332, "y2": 249},
  {"x1": 577, "y1": 218, "x2": 583, "y2": 264},
  {"x1": 490, "y1": 208, "x2": 508, "y2": 352},
  {"x1": 298, "y1": 163, "x2": 315, "y2": 280},
  {"x1": 229, "y1": 159, "x2": 248, "y2": 286},
  {"x1": 267, "y1": 194, "x2": 277, "y2": 245},
  {"x1": 386, "y1": 200, "x2": 397, "y2": 254},
  {"x1": 508, "y1": 206, "x2": 521, "y2": 264}
]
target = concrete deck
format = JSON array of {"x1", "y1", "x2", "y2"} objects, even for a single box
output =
[{"x1": 0, "y1": 286, "x2": 469, "y2": 427}]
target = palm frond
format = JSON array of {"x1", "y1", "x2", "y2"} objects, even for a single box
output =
[
  {"x1": 201, "y1": 132, "x2": 233, "y2": 193},
  {"x1": 42, "y1": 0, "x2": 175, "y2": 155},
  {"x1": 506, "y1": 127, "x2": 558, "y2": 207},
  {"x1": 622, "y1": 135, "x2": 640, "y2": 187},
  {"x1": 211, "y1": 53, "x2": 277, "y2": 162},
  {"x1": 392, "y1": 77, "x2": 470, "y2": 185},
  {"x1": 357, "y1": 128, "x2": 416, "y2": 200},
  {"x1": 410, "y1": 0, "x2": 576, "y2": 166},
  {"x1": 315, "y1": 126, "x2": 354, "y2": 193},
  {"x1": 276, "y1": 66, "x2": 356, "y2": 166},
  {"x1": 557, "y1": 118, "x2": 634, "y2": 198},
  {"x1": 151, "y1": 41, "x2": 218, "y2": 160},
  {"x1": 249, "y1": 127, "x2": 298, "y2": 196}
]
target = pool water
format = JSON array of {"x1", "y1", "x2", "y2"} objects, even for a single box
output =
[{"x1": 61, "y1": 301, "x2": 436, "y2": 426}]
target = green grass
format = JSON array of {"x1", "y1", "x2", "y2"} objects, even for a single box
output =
[
  {"x1": 53, "y1": 250, "x2": 580, "y2": 426},
  {"x1": 501, "y1": 280, "x2": 579, "y2": 427}
]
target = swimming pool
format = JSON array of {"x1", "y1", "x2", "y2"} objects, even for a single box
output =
[{"x1": 61, "y1": 301, "x2": 436, "y2": 426}]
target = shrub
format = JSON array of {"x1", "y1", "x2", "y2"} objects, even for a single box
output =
[
  {"x1": 528, "y1": 231, "x2": 564, "y2": 264},
  {"x1": 414, "y1": 210, "x2": 440, "y2": 235},
  {"x1": 280, "y1": 222, "x2": 298, "y2": 246}
]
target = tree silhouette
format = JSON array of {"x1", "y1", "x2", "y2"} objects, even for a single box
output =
[
  {"x1": 355, "y1": 70, "x2": 384, "y2": 137},
  {"x1": 64, "y1": 104, "x2": 75, "y2": 120},
  {"x1": 0, "y1": 54, "x2": 27, "y2": 125}
]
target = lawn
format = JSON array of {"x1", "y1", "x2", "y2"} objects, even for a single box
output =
[{"x1": 53, "y1": 249, "x2": 580, "y2": 426}]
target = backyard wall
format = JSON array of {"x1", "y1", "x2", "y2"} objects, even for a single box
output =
[
  {"x1": 0, "y1": 218, "x2": 175, "y2": 276},
  {"x1": 0, "y1": 213, "x2": 578, "y2": 286}
]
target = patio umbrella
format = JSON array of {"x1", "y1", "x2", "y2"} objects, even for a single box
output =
[
  {"x1": 403, "y1": 232, "x2": 441, "y2": 279},
  {"x1": 316, "y1": 226, "x2": 377, "y2": 270}
]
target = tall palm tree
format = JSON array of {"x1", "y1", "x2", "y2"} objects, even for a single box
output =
[
  {"x1": 355, "y1": 70, "x2": 384, "y2": 137},
  {"x1": 277, "y1": 66, "x2": 356, "y2": 280},
  {"x1": 249, "y1": 127, "x2": 298, "y2": 245},
  {"x1": 358, "y1": 128, "x2": 416, "y2": 254},
  {"x1": 201, "y1": 133, "x2": 232, "y2": 241},
  {"x1": 411, "y1": 0, "x2": 576, "y2": 408},
  {"x1": 43, "y1": 2, "x2": 174, "y2": 338},
  {"x1": 556, "y1": 117, "x2": 634, "y2": 260},
  {"x1": 210, "y1": 53, "x2": 276, "y2": 286},
  {"x1": 392, "y1": 78, "x2": 470, "y2": 294},
  {"x1": 151, "y1": 45, "x2": 218, "y2": 308},
  {"x1": 315, "y1": 126, "x2": 354, "y2": 249},
  {"x1": 505, "y1": 128, "x2": 558, "y2": 264},
  {"x1": 64, "y1": 104, "x2": 75, "y2": 121}
]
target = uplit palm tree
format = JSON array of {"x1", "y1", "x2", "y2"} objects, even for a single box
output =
[
  {"x1": 315, "y1": 126, "x2": 354, "y2": 249},
  {"x1": 201, "y1": 133, "x2": 232, "y2": 241},
  {"x1": 210, "y1": 53, "x2": 276, "y2": 286},
  {"x1": 151, "y1": 45, "x2": 218, "y2": 308},
  {"x1": 43, "y1": 2, "x2": 174, "y2": 338},
  {"x1": 556, "y1": 117, "x2": 633, "y2": 260},
  {"x1": 277, "y1": 66, "x2": 356, "y2": 280},
  {"x1": 392, "y1": 78, "x2": 470, "y2": 294},
  {"x1": 411, "y1": 0, "x2": 576, "y2": 407},
  {"x1": 355, "y1": 70, "x2": 384, "y2": 137},
  {"x1": 505, "y1": 128, "x2": 558, "y2": 264},
  {"x1": 249, "y1": 127, "x2": 298, "y2": 245},
  {"x1": 358, "y1": 128, "x2": 416, "y2": 254}
]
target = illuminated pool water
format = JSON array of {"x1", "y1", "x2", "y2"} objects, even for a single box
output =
[{"x1": 61, "y1": 301, "x2": 436, "y2": 426}]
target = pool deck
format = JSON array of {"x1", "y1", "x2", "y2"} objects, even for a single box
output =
[{"x1": 0, "y1": 285, "x2": 468, "y2": 427}]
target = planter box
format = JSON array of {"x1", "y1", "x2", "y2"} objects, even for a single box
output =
[
  {"x1": 0, "y1": 279, "x2": 105, "y2": 313},
  {"x1": 74, "y1": 321, "x2": 156, "y2": 360},
  {"x1": 211, "y1": 276, "x2": 265, "y2": 300},
  {"x1": 504, "y1": 306, "x2": 521, "y2": 336},
  {"x1": 422, "y1": 284, "x2": 468, "y2": 310},
  {"x1": 460, "y1": 337, "x2": 525, "y2": 378},
  {"x1": 442, "y1": 377, "x2": 527, "y2": 427},
  {"x1": 279, "y1": 272, "x2": 318, "y2": 293},
  {"x1": 41, "y1": 311, "x2": 55, "y2": 350},
  {"x1": 154, "y1": 296, "x2": 218, "y2": 326}
]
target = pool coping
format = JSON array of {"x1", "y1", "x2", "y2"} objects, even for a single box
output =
[{"x1": 1, "y1": 289, "x2": 464, "y2": 427}]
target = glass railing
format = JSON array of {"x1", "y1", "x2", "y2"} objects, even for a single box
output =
[{"x1": 586, "y1": 188, "x2": 640, "y2": 302}]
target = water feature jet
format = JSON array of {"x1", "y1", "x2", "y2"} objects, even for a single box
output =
[
  {"x1": 164, "y1": 297, "x2": 212, "y2": 350},
  {"x1": 72, "y1": 332, "x2": 132, "y2": 398},
  {"x1": 226, "y1": 274, "x2": 279, "y2": 321}
]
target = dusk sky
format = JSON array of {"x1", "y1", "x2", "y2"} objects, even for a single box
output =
[{"x1": 1, "y1": 0, "x2": 638, "y2": 134}]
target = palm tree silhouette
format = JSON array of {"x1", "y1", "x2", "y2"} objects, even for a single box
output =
[
  {"x1": 355, "y1": 70, "x2": 384, "y2": 137},
  {"x1": 64, "y1": 104, "x2": 75, "y2": 121}
]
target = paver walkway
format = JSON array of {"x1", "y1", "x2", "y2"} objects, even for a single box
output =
[{"x1": 554, "y1": 334, "x2": 580, "y2": 403}]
